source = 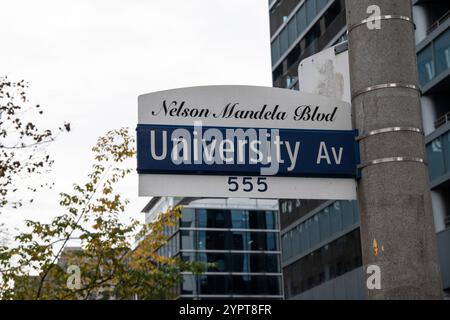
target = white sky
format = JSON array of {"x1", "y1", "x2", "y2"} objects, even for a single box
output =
[{"x1": 0, "y1": 0, "x2": 272, "y2": 237}]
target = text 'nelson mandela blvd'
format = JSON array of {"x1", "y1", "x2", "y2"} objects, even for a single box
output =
[{"x1": 151, "y1": 100, "x2": 338, "y2": 122}]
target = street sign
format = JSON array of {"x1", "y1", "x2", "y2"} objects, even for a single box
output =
[
  {"x1": 137, "y1": 124, "x2": 358, "y2": 177},
  {"x1": 137, "y1": 85, "x2": 359, "y2": 199},
  {"x1": 298, "y1": 43, "x2": 351, "y2": 103}
]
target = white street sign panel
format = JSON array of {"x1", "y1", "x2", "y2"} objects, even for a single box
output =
[
  {"x1": 137, "y1": 85, "x2": 358, "y2": 200},
  {"x1": 138, "y1": 85, "x2": 352, "y2": 130},
  {"x1": 139, "y1": 174, "x2": 357, "y2": 200}
]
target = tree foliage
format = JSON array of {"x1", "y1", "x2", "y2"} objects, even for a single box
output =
[
  {"x1": 0, "y1": 128, "x2": 203, "y2": 299},
  {"x1": 0, "y1": 76, "x2": 69, "y2": 209}
]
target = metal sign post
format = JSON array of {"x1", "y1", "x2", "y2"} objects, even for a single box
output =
[{"x1": 345, "y1": 0, "x2": 442, "y2": 299}]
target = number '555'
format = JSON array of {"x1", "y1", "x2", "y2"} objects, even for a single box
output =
[{"x1": 228, "y1": 177, "x2": 268, "y2": 192}]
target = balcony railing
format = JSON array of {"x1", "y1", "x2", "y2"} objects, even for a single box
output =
[
  {"x1": 427, "y1": 9, "x2": 450, "y2": 35},
  {"x1": 435, "y1": 112, "x2": 450, "y2": 129}
]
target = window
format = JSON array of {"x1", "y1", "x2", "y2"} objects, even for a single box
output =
[
  {"x1": 204, "y1": 231, "x2": 227, "y2": 250},
  {"x1": 265, "y1": 254, "x2": 280, "y2": 273},
  {"x1": 280, "y1": 28, "x2": 289, "y2": 56},
  {"x1": 316, "y1": 0, "x2": 329, "y2": 13},
  {"x1": 182, "y1": 230, "x2": 230, "y2": 250},
  {"x1": 269, "y1": 0, "x2": 302, "y2": 36},
  {"x1": 181, "y1": 252, "x2": 195, "y2": 263},
  {"x1": 427, "y1": 137, "x2": 446, "y2": 181},
  {"x1": 249, "y1": 210, "x2": 276, "y2": 229},
  {"x1": 309, "y1": 215, "x2": 320, "y2": 247},
  {"x1": 186, "y1": 209, "x2": 277, "y2": 230},
  {"x1": 299, "y1": 221, "x2": 310, "y2": 253},
  {"x1": 265, "y1": 232, "x2": 278, "y2": 251},
  {"x1": 197, "y1": 231, "x2": 207, "y2": 250},
  {"x1": 418, "y1": 46, "x2": 435, "y2": 86},
  {"x1": 293, "y1": 224, "x2": 301, "y2": 255},
  {"x1": 282, "y1": 229, "x2": 362, "y2": 298},
  {"x1": 282, "y1": 234, "x2": 291, "y2": 260},
  {"x1": 353, "y1": 201, "x2": 360, "y2": 224},
  {"x1": 231, "y1": 210, "x2": 249, "y2": 229},
  {"x1": 281, "y1": 200, "x2": 360, "y2": 263},
  {"x1": 201, "y1": 252, "x2": 229, "y2": 272},
  {"x1": 183, "y1": 252, "x2": 280, "y2": 274},
  {"x1": 196, "y1": 209, "x2": 207, "y2": 228},
  {"x1": 232, "y1": 253, "x2": 251, "y2": 273},
  {"x1": 199, "y1": 275, "x2": 230, "y2": 295},
  {"x1": 192, "y1": 275, "x2": 282, "y2": 296},
  {"x1": 249, "y1": 211, "x2": 264, "y2": 229},
  {"x1": 306, "y1": 0, "x2": 317, "y2": 25},
  {"x1": 288, "y1": 15, "x2": 297, "y2": 47},
  {"x1": 445, "y1": 132, "x2": 450, "y2": 174},
  {"x1": 272, "y1": 0, "x2": 345, "y2": 87},
  {"x1": 205, "y1": 209, "x2": 229, "y2": 228},
  {"x1": 266, "y1": 210, "x2": 277, "y2": 229},
  {"x1": 252, "y1": 232, "x2": 265, "y2": 251},
  {"x1": 319, "y1": 208, "x2": 330, "y2": 242},
  {"x1": 341, "y1": 200, "x2": 355, "y2": 229},
  {"x1": 231, "y1": 231, "x2": 251, "y2": 250},
  {"x1": 271, "y1": 37, "x2": 281, "y2": 65},
  {"x1": 426, "y1": 131, "x2": 450, "y2": 181},
  {"x1": 330, "y1": 201, "x2": 343, "y2": 234},
  {"x1": 232, "y1": 275, "x2": 281, "y2": 295},
  {"x1": 296, "y1": 6, "x2": 307, "y2": 38},
  {"x1": 181, "y1": 230, "x2": 194, "y2": 250},
  {"x1": 182, "y1": 275, "x2": 196, "y2": 295},
  {"x1": 265, "y1": 276, "x2": 282, "y2": 295},
  {"x1": 181, "y1": 208, "x2": 195, "y2": 228},
  {"x1": 435, "y1": 28, "x2": 450, "y2": 77}
]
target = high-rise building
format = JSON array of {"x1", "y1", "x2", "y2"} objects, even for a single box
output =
[
  {"x1": 269, "y1": 0, "x2": 450, "y2": 299},
  {"x1": 270, "y1": 0, "x2": 347, "y2": 90},
  {"x1": 142, "y1": 197, "x2": 283, "y2": 299},
  {"x1": 415, "y1": 0, "x2": 450, "y2": 299}
]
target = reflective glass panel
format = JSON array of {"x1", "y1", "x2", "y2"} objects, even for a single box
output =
[{"x1": 435, "y1": 29, "x2": 450, "y2": 76}]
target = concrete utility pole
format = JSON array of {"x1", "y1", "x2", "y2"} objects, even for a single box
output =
[{"x1": 345, "y1": 0, "x2": 442, "y2": 299}]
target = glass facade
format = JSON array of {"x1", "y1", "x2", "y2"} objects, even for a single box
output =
[
  {"x1": 418, "y1": 27, "x2": 450, "y2": 87},
  {"x1": 281, "y1": 200, "x2": 359, "y2": 262},
  {"x1": 181, "y1": 230, "x2": 278, "y2": 251},
  {"x1": 269, "y1": 0, "x2": 302, "y2": 36},
  {"x1": 182, "y1": 274, "x2": 282, "y2": 296},
  {"x1": 271, "y1": 0, "x2": 346, "y2": 88},
  {"x1": 271, "y1": 0, "x2": 332, "y2": 64},
  {"x1": 164, "y1": 207, "x2": 283, "y2": 299},
  {"x1": 279, "y1": 199, "x2": 325, "y2": 226},
  {"x1": 427, "y1": 129, "x2": 450, "y2": 182},
  {"x1": 182, "y1": 252, "x2": 280, "y2": 273},
  {"x1": 181, "y1": 208, "x2": 278, "y2": 230},
  {"x1": 283, "y1": 229, "x2": 362, "y2": 298}
]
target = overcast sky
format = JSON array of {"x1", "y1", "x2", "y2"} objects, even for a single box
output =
[{"x1": 0, "y1": 0, "x2": 272, "y2": 236}]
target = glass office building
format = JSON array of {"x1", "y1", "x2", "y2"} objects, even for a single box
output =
[
  {"x1": 415, "y1": 0, "x2": 450, "y2": 298},
  {"x1": 270, "y1": 0, "x2": 347, "y2": 90},
  {"x1": 269, "y1": 0, "x2": 450, "y2": 299},
  {"x1": 143, "y1": 197, "x2": 283, "y2": 299}
]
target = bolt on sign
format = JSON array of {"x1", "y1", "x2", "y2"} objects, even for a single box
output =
[{"x1": 137, "y1": 85, "x2": 359, "y2": 200}]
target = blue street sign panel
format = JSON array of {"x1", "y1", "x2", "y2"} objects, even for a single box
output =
[{"x1": 137, "y1": 124, "x2": 360, "y2": 178}]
